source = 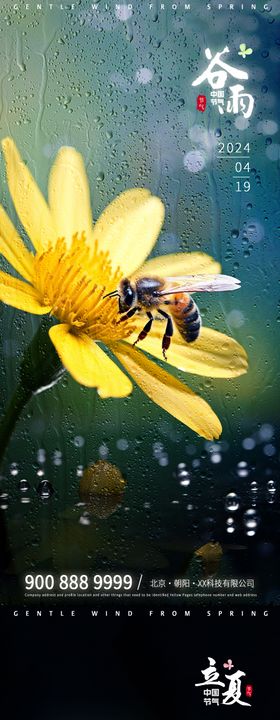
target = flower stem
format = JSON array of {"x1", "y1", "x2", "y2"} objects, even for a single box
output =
[
  {"x1": 0, "y1": 317, "x2": 64, "y2": 465},
  {"x1": 0, "y1": 383, "x2": 32, "y2": 460}
]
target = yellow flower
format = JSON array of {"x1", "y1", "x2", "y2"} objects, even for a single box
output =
[{"x1": 0, "y1": 138, "x2": 248, "y2": 440}]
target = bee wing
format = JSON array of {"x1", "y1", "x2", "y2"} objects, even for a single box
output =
[{"x1": 158, "y1": 274, "x2": 241, "y2": 296}]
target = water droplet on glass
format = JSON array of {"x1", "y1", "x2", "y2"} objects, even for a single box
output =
[
  {"x1": 135, "y1": 67, "x2": 154, "y2": 84},
  {"x1": 19, "y1": 479, "x2": 30, "y2": 492},
  {"x1": 225, "y1": 492, "x2": 240, "y2": 511},
  {"x1": 53, "y1": 450, "x2": 62, "y2": 466},
  {"x1": 152, "y1": 441, "x2": 164, "y2": 459},
  {"x1": 205, "y1": 442, "x2": 221, "y2": 453},
  {"x1": 242, "y1": 437, "x2": 256, "y2": 450},
  {"x1": 250, "y1": 481, "x2": 258, "y2": 493},
  {"x1": 267, "y1": 493, "x2": 275, "y2": 504},
  {"x1": 183, "y1": 149, "x2": 206, "y2": 173},
  {"x1": 99, "y1": 443, "x2": 109, "y2": 459},
  {"x1": 177, "y1": 465, "x2": 191, "y2": 487},
  {"x1": 186, "y1": 444, "x2": 196, "y2": 456},
  {"x1": 0, "y1": 491, "x2": 8, "y2": 509},
  {"x1": 227, "y1": 310, "x2": 245, "y2": 329},
  {"x1": 116, "y1": 438, "x2": 129, "y2": 451},
  {"x1": 210, "y1": 452, "x2": 222, "y2": 464},
  {"x1": 159, "y1": 454, "x2": 169, "y2": 467},
  {"x1": 258, "y1": 423, "x2": 274, "y2": 442},
  {"x1": 79, "y1": 512, "x2": 91, "y2": 526},
  {"x1": 237, "y1": 461, "x2": 249, "y2": 477},
  {"x1": 10, "y1": 462, "x2": 19, "y2": 476},
  {"x1": 192, "y1": 459, "x2": 200, "y2": 469},
  {"x1": 263, "y1": 444, "x2": 276, "y2": 457},
  {"x1": 37, "y1": 448, "x2": 46, "y2": 464},
  {"x1": 74, "y1": 435, "x2": 85, "y2": 448},
  {"x1": 227, "y1": 525, "x2": 235, "y2": 534},
  {"x1": 243, "y1": 508, "x2": 259, "y2": 530},
  {"x1": 267, "y1": 480, "x2": 276, "y2": 493},
  {"x1": 115, "y1": 4, "x2": 133, "y2": 20},
  {"x1": 37, "y1": 480, "x2": 54, "y2": 500}
]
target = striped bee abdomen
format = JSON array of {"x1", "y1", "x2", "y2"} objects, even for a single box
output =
[{"x1": 170, "y1": 293, "x2": 202, "y2": 343}]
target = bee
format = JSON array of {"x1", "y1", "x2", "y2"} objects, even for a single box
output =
[{"x1": 104, "y1": 273, "x2": 240, "y2": 359}]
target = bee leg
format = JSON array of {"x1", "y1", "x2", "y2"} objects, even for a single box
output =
[
  {"x1": 117, "y1": 306, "x2": 140, "y2": 323},
  {"x1": 158, "y1": 309, "x2": 173, "y2": 360},
  {"x1": 133, "y1": 312, "x2": 154, "y2": 347}
]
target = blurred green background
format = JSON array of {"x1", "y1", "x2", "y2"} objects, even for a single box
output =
[{"x1": 0, "y1": 1, "x2": 279, "y2": 605}]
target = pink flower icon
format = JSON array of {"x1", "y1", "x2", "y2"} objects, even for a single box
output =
[{"x1": 223, "y1": 659, "x2": 234, "y2": 670}]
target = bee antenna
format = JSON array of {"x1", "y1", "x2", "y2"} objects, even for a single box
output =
[{"x1": 103, "y1": 289, "x2": 119, "y2": 300}]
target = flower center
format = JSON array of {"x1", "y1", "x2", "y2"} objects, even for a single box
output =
[{"x1": 34, "y1": 233, "x2": 134, "y2": 342}]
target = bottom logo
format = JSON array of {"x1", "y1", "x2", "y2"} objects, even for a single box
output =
[{"x1": 195, "y1": 657, "x2": 253, "y2": 707}]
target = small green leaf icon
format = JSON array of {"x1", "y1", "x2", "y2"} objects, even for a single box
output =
[{"x1": 238, "y1": 43, "x2": 253, "y2": 59}]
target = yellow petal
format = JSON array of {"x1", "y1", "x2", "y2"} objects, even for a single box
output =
[
  {"x1": 1, "y1": 138, "x2": 57, "y2": 253},
  {"x1": 48, "y1": 146, "x2": 93, "y2": 246},
  {"x1": 0, "y1": 204, "x2": 35, "y2": 282},
  {"x1": 135, "y1": 251, "x2": 221, "y2": 278},
  {"x1": 112, "y1": 341, "x2": 222, "y2": 439},
  {"x1": 91, "y1": 188, "x2": 165, "y2": 275},
  {"x1": 0, "y1": 270, "x2": 51, "y2": 314},
  {"x1": 127, "y1": 321, "x2": 248, "y2": 378},
  {"x1": 49, "y1": 323, "x2": 133, "y2": 397}
]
